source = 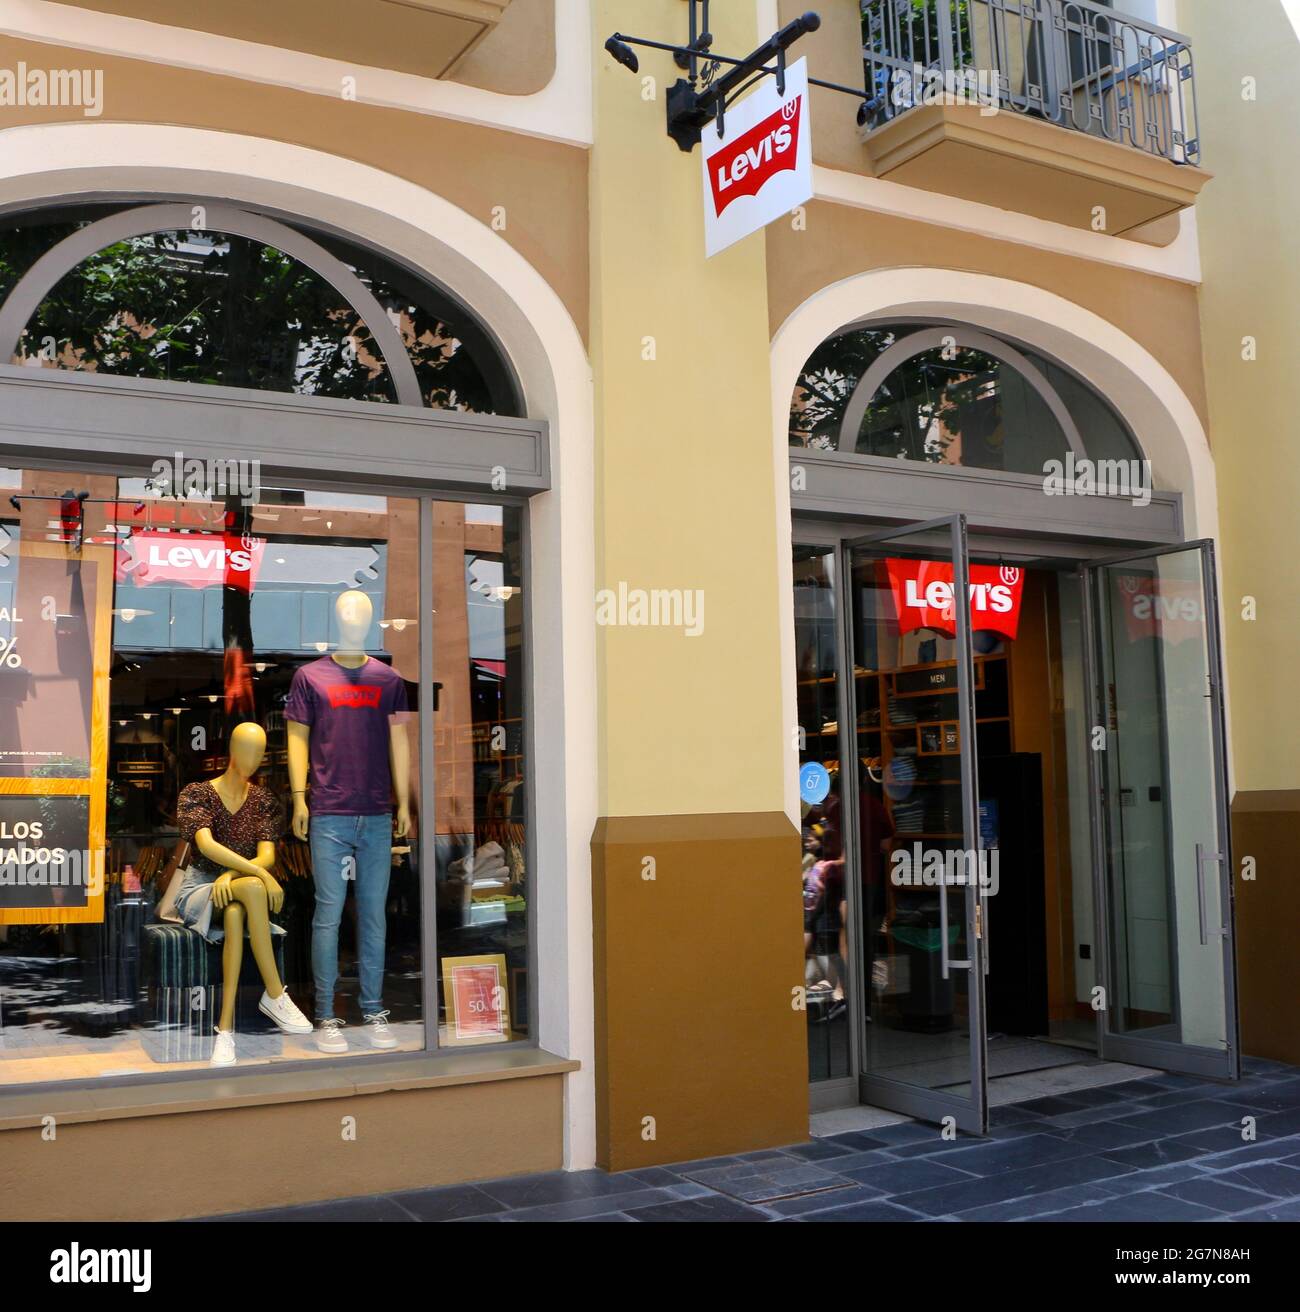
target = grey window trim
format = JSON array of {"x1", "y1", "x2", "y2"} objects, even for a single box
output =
[
  {"x1": 0, "y1": 201, "x2": 424, "y2": 408},
  {"x1": 790, "y1": 446, "x2": 1181, "y2": 544},
  {"x1": 837, "y1": 327, "x2": 1088, "y2": 460},
  {"x1": 0, "y1": 363, "x2": 549, "y2": 496}
]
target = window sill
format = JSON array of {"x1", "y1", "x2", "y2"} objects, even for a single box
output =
[{"x1": 0, "y1": 1046, "x2": 579, "y2": 1132}]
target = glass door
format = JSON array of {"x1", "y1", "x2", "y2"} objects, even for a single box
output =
[
  {"x1": 1084, "y1": 541, "x2": 1239, "y2": 1079},
  {"x1": 843, "y1": 515, "x2": 988, "y2": 1134}
]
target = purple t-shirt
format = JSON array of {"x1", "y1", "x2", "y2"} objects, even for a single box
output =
[{"x1": 284, "y1": 656, "x2": 409, "y2": 816}]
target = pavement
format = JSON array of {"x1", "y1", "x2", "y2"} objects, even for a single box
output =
[{"x1": 202, "y1": 1057, "x2": 1300, "y2": 1222}]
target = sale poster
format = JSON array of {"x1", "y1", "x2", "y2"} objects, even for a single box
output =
[{"x1": 442, "y1": 953, "x2": 511, "y2": 1045}]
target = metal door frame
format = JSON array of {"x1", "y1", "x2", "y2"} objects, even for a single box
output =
[
  {"x1": 839, "y1": 513, "x2": 989, "y2": 1134},
  {"x1": 1081, "y1": 538, "x2": 1239, "y2": 1080}
]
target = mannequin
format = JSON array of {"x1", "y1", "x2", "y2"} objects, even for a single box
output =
[
  {"x1": 173, "y1": 721, "x2": 313, "y2": 1067},
  {"x1": 286, "y1": 590, "x2": 410, "y2": 1053}
]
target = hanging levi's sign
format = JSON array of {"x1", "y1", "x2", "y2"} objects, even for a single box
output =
[
  {"x1": 886, "y1": 559, "x2": 1024, "y2": 641},
  {"x1": 702, "y1": 57, "x2": 812, "y2": 257}
]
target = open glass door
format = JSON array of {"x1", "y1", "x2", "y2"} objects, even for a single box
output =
[
  {"x1": 843, "y1": 515, "x2": 988, "y2": 1134},
  {"x1": 1084, "y1": 541, "x2": 1239, "y2": 1079}
]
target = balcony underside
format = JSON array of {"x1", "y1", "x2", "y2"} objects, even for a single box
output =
[
  {"x1": 861, "y1": 103, "x2": 1212, "y2": 240},
  {"x1": 52, "y1": 0, "x2": 512, "y2": 80}
]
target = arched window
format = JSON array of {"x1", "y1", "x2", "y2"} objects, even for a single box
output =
[
  {"x1": 0, "y1": 201, "x2": 521, "y2": 415},
  {"x1": 790, "y1": 322, "x2": 1141, "y2": 476}
]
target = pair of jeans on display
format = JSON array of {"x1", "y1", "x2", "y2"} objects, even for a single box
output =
[{"x1": 309, "y1": 813, "x2": 392, "y2": 1021}]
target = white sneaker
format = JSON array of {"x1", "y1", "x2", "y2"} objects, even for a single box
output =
[
  {"x1": 316, "y1": 1018, "x2": 348, "y2": 1053},
  {"x1": 210, "y1": 1028, "x2": 236, "y2": 1067},
  {"x1": 259, "y1": 989, "x2": 313, "y2": 1035},
  {"x1": 362, "y1": 1010, "x2": 398, "y2": 1049}
]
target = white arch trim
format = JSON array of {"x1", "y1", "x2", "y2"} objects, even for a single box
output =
[
  {"x1": 771, "y1": 265, "x2": 1220, "y2": 825},
  {"x1": 0, "y1": 120, "x2": 598, "y2": 1169}
]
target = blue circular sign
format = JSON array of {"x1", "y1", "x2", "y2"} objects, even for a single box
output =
[{"x1": 800, "y1": 762, "x2": 831, "y2": 805}]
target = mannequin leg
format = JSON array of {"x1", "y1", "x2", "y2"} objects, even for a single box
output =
[
  {"x1": 218, "y1": 902, "x2": 246, "y2": 1032},
  {"x1": 229, "y1": 877, "x2": 285, "y2": 999}
]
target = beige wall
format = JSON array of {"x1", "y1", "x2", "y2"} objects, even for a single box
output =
[
  {"x1": 590, "y1": 0, "x2": 788, "y2": 818},
  {"x1": 0, "y1": 35, "x2": 589, "y2": 344},
  {"x1": 1180, "y1": 0, "x2": 1300, "y2": 794}
]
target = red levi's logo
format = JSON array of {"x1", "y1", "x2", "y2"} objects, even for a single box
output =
[
  {"x1": 886, "y1": 559, "x2": 1025, "y2": 642},
  {"x1": 708, "y1": 94, "x2": 803, "y2": 218},
  {"x1": 326, "y1": 685, "x2": 383, "y2": 709}
]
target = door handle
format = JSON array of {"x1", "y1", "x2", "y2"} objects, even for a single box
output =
[{"x1": 1195, "y1": 843, "x2": 1227, "y2": 946}]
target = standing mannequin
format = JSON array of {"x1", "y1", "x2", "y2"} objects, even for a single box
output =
[
  {"x1": 286, "y1": 590, "x2": 410, "y2": 1052},
  {"x1": 174, "y1": 721, "x2": 313, "y2": 1067}
]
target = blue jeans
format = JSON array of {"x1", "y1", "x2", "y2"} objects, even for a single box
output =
[{"x1": 309, "y1": 813, "x2": 393, "y2": 1020}]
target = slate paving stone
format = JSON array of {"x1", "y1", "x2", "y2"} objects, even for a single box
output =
[
  {"x1": 955, "y1": 1183, "x2": 1115, "y2": 1222},
  {"x1": 1013, "y1": 1095, "x2": 1091, "y2": 1116},
  {"x1": 922, "y1": 1132, "x2": 1088, "y2": 1176},
  {"x1": 476, "y1": 1168, "x2": 638, "y2": 1210},
  {"x1": 783, "y1": 1138, "x2": 862, "y2": 1161},
  {"x1": 863, "y1": 1121, "x2": 946, "y2": 1146},
  {"x1": 573, "y1": 1213, "x2": 634, "y2": 1222},
  {"x1": 665, "y1": 1182, "x2": 718, "y2": 1199},
  {"x1": 1214, "y1": 1163, "x2": 1300, "y2": 1198},
  {"x1": 1112, "y1": 1099, "x2": 1246, "y2": 1137},
  {"x1": 1088, "y1": 1163, "x2": 1206, "y2": 1196},
  {"x1": 763, "y1": 1184, "x2": 886, "y2": 1217},
  {"x1": 797, "y1": 1200, "x2": 926, "y2": 1222},
  {"x1": 821, "y1": 1148, "x2": 905, "y2": 1172},
  {"x1": 623, "y1": 1195, "x2": 770, "y2": 1223},
  {"x1": 1042, "y1": 1119, "x2": 1165, "y2": 1151},
  {"x1": 1217, "y1": 1079, "x2": 1300, "y2": 1114},
  {"x1": 1228, "y1": 1198, "x2": 1300, "y2": 1221},
  {"x1": 209, "y1": 1195, "x2": 416, "y2": 1223},
  {"x1": 1039, "y1": 1192, "x2": 1222, "y2": 1222},
  {"x1": 839, "y1": 1157, "x2": 980, "y2": 1194},
  {"x1": 681, "y1": 1160, "x2": 851, "y2": 1203},
  {"x1": 883, "y1": 1137, "x2": 985, "y2": 1160},
  {"x1": 1192, "y1": 1138, "x2": 1300, "y2": 1171},
  {"x1": 818, "y1": 1130, "x2": 896, "y2": 1152},
  {"x1": 387, "y1": 1184, "x2": 509, "y2": 1222},
  {"x1": 496, "y1": 1187, "x2": 678, "y2": 1222},
  {"x1": 1100, "y1": 1136, "x2": 1212, "y2": 1170},
  {"x1": 618, "y1": 1166, "x2": 681, "y2": 1188},
  {"x1": 888, "y1": 1153, "x2": 1136, "y2": 1217},
  {"x1": 1154, "y1": 1178, "x2": 1272, "y2": 1214}
]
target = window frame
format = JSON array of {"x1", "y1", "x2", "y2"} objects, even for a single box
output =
[{"x1": 0, "y1": 199, "x2": 547, "y2": 1097}]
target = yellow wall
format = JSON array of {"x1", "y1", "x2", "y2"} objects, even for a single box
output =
[
  {"x1": 1180, "y1": 0, "x2": 1300, "y2": 794},
  {"x1": 591, "y1": 0, "x2": 788, "y2": 818}
]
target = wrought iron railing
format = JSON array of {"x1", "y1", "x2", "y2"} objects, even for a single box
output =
[{"x1": 862, "y1": 0, "x2": 1200, "y2": 166}]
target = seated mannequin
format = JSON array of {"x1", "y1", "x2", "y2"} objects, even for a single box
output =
[{"x1": 173, "y1": 721, "x2": 312, "y2": 1066}]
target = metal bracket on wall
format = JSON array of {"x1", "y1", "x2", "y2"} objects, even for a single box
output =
[{"x1": 604, "y1": 4, "x2": 872, "y2": 152}]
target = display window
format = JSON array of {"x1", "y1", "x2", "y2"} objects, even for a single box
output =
[{"x1": 0, "y1": 465, "x2": 529, "y2": 1083}]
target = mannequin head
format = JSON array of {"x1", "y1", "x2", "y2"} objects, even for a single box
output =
[
  {"x1": 334, "y1": 590, "x2": 373, "y2": 655},
  {"x1": 228, "y1": 721, "x2": 267, "y2": 780}
]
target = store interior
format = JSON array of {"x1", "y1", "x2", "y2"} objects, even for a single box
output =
[{"x1": 0, "y1": 470, "x2": 528, "y2": 1084}]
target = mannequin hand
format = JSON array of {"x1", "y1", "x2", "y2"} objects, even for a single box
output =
[
  {"x1": 259, "y1": 872, "x2": 284, "y2": 914},
  {"x1": 292, "y1": 798, "x2": 310, "y2": 841},
  {"x1": 394, "y1": 803, "x2": 410, "y2": 839},
  {"x1": 212, "y1": 871, "x2": 235, "y2": 910}
]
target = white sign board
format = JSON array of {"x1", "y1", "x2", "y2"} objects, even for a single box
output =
[{"x1": 701, "y1": 57, "x2": 812, "y2": 258}]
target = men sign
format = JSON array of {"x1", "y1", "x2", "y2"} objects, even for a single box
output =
[{"x1": 702, "y1": 58, "x2": 812, "y2": 257}]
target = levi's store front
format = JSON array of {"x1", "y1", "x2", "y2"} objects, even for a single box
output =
[
  {"x1": 0, "y1": 202, "x2": 550, "y2": 1116},
  {"x1": 789, "y1": 321, "x2": 1240, "y2": 1133}
]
